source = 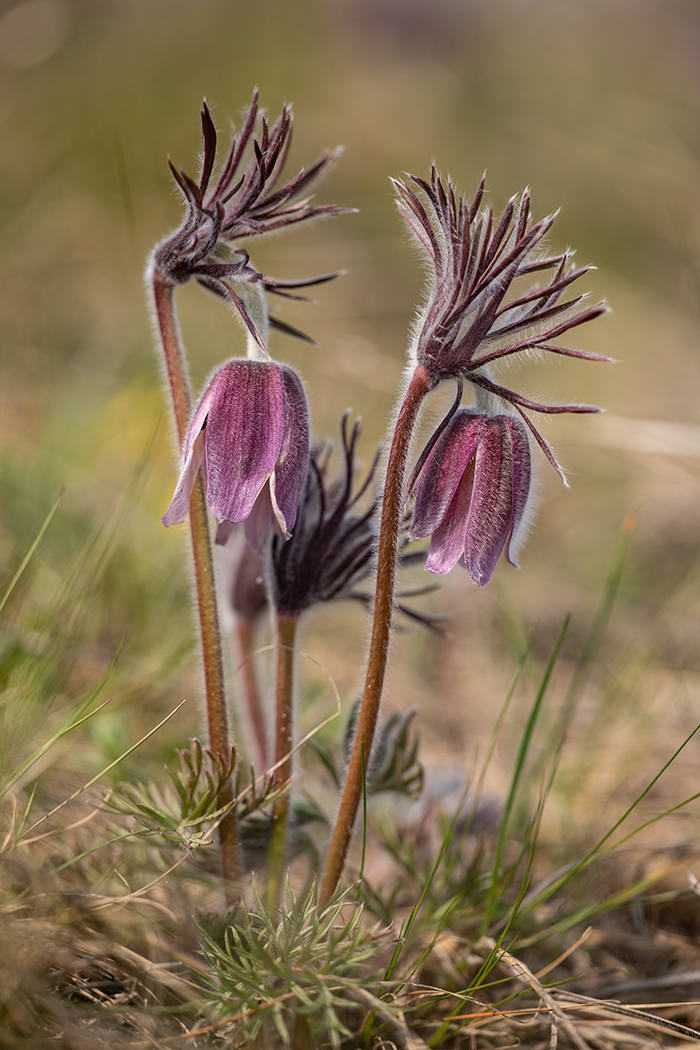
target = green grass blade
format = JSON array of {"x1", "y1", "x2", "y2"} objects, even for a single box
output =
[
  {"x1": 0, "y1": 489, "x2": 64, "y2": 616},
  {"x1": 0, "y1": 643, "x2": 123, "y2": 801},
  {"x1": 517, "y1": 720, "x2": 700, "y2": 923},
  {"x1": 439, "y1": 634, "x2": 533, "y2": 892},
  {"x1": 383, "y1": 779, "x2": 471, "y2": 982},
  {"x1": 481, "y1": 615, "x2": 571, "y2": 933},
  {"x1": 547, "y1": 515, "x2": 635, "y2": 772},
  {"x1": 17, "y1": 699, "x2": 187, "y2": 840}
]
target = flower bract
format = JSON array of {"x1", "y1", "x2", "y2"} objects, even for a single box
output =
[{"x1": 150, "y1": 92, "x2": 351, "y2": 348}]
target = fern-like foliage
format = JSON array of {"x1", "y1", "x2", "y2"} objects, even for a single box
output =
[
  {"x1": 344, "y1": 703, "x2": 424, "y2": 800},
  {"x1": 105, "y1": 738, "x2": 289, "y2": 851},
  {"x1": 199, "y1": 879, "x2": 396, "y2": 1048}
]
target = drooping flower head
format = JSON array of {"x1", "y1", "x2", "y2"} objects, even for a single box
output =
[
  {"x1": 150, "y1": 92, "x2": 352, "y2": 348},
  {"x1": 409, "y1": 397, "x2": 533, "y2": 586},
  {"x1": 162, "y1": 359, "x2": 309, "y2": 551},
  {"x1": 395, "y1": 168, "x2": 609, "y2": 478},
  {"x1": 268, "y1": 414, "x2": 446, "y2": 630},
  {"x1": 269, "y1": 414, "x2": 380, "y2": 617}
]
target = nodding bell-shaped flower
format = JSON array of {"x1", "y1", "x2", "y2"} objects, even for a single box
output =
[
  {"x1": 162, "y1": 359, "x2": 309, "y2": 551},
  {"x1": 267, "y1": 414, "x2": 447, "y2": 631},
  {"x1": 409, "y1": 406, "x2": 533, "y2": 586},
  {"x1": 269, "y1": 414, "x2": 380, "y2": 617},
  {"x1": 394, "y1": 168, "x2": 609, "y2": 480}
]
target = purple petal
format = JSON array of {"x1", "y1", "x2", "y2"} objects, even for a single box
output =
[
  {"x1": 162, "y1": 429, "x2": 206, "y2": 527},
  {"x1": 162, "y1": 377, "x2": 218, "y2": 528},
  {"x1": 463, "y1": 420, "x2": 513, "y2": 586},
  {"x1": 204, "y1": 359, "x2": 286, "y2": 523},
  {"x1": 244, "y1": 481, "x2": 275, "y2": 552},
  {"x1": 502, "y1": 416, "x2": 532, "y2": 567},
  {"x1": 425, "y1": 458, "x2": 475, "y2": 574},
  {"x1": 411, "y1": 410, "x2": 486, "y2": 538},
  {"x1": 269, "y1": 365, "x2": 310, "y2": 537},
  {"x1": 215, "y1": 520, "x2": 235, "y2": 546},
  {"x1": 183, "y1": 376, "x2": 217, "y2": 459}
]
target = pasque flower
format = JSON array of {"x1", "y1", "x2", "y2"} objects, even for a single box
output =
[
  {"x1": 410, "y1": 403, "x2": 532, "y2": 586},
  {"x1": 320, "y1": 171, "x2": 609, "y2": 902},
  {"x1": 162, "y1": 359, "x2": 309, "y2": 551},
  {"x1": 394, "y1": 169, "x2": 609, "y2": 477},
  {"x1": 151, "y1": 91, "x2": 352, "y2": 348},
  {"x1": 269, "y1": 414, "x2": 379, "y2": 617},
  {"x1": 266, "y1": 414, "x2": 444, "y2": 628}
]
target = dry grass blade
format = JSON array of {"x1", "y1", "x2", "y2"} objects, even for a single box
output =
[
  {"x1": 391, "y1": 1010, "x2": 432, "y2": 1050},
  {"x1": 603, "y1": 971, "x2": 700, "y2": 996},
  {"x1": 535, "y1": 926, "x2": 593, "y2": 980},
  {"x1": 477, "y1": 938, "x2": 593, "y2": 1050},
  {"x1": 553, "y1": 991, "x2": 700, "y2": 1043},
  {"x1": 71, "y1": 936, "x2": 202, "y2": 1004}
]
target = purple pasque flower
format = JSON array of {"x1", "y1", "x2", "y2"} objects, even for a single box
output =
[
  {"x1": 151, "y1": 91, "x2": 352, "y2": 348},
  {"x1": 162, "y1": 359, "x2": 309, "y2": 551},
  {"x1": 409, "y1": 397, "x2": 533, "y2": 586},
  {"x1": 268, "y1": 414, "x2": 446, "y2": 630},
  {"x1": 394, "y1": 168, "x2": 609, "y2": 478},
  {"x1": 270, "y1": 414, "x2": 380, "y2": 617}
]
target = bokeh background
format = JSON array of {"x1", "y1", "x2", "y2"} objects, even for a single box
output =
[{"x1": 2, "y1": 0, "x2": 700, "y2": 835}]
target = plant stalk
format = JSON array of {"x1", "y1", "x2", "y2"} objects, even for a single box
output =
[
  {"x1": 151, "y1": 271, "x2": 242, "y2": 892},
  {"x1": 266, "y1": 612, "x2": 299, "y2": 912},
  {"x1": 320, "y1": 365, "x2": 431, "y2": 903},
  {"x1": 235, "y1": 615, "x2": 268, "y2": 769}
]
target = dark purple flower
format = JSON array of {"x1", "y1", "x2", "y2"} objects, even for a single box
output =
[
  {"x1": 394, "y1": 168, "x2": 609, "y2": 478},
  {"x1": 150, "y1": 92, "x2": 353, "y2": 348},
  {"x1": 267, "y1": 414, "x2": 447, "y2": 630},
  {"x1": 410, "y1": 405, "x2": 532, "y2": 586},
  {"x1": 162, "y1": 359, "x2": 309, "y2": 551},
  {"x1": 269, "y1": 415, "x2": 380, "y2": 617}
]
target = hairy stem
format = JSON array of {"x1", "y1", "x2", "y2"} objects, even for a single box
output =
[
  {"x1": 266, "y1": 612, "x2": 299, "y2": 912},
  {"x1": 320, "y1": 365, "x2": 431, "y2": 903},
  {"x1": 151, "y1": 271, "x2": 242, "y2": 894},
  {"x1": 235, "y1": 616, "x2": 268, "y2": 769}
]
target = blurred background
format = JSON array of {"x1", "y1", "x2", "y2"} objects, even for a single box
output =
[{"x1": 1, "y1": 0, "x2": 700, "y2": 833}]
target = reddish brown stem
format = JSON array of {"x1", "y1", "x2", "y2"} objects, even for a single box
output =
[
  {"x1": 320, "y1": 366, "x2": 432, "y2": 904},
  {"x1": 151, "y1": 273, "x2": 191, "y2": 444},
  {"x1": 235, "y1": 616, "x2": 268, "y2": 769},
  {"x1": 151, "y1": 271, "x2": 242, "y2": 894},
  {"x1": 265, "y1": 613, "x2": 299, "y2": 912}
]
